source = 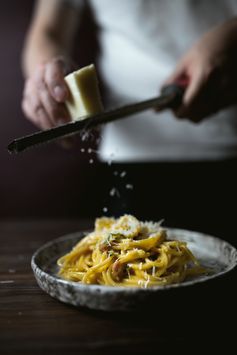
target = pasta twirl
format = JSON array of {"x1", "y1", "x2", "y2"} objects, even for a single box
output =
[{"x1": 57, "y1": 215, "x2": 206, "y2": 288}]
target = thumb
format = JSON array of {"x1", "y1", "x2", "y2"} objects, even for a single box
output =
[
  {"x1": 163, "y1": 61, "x2": 187, "y2": 87},
  {"x1": 175, "y1": 68, "x2": 204, "y2": 119},
  {"x1": 45, "y1": 59, "x2": 70, "y2": 103},
  {"x1": 156, "y1": 62, "x2": 189, "y2": 113}
]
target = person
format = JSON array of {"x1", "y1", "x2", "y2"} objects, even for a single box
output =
[{"x1": 21, "y1": 0, "x2": 237, "y2": 243}]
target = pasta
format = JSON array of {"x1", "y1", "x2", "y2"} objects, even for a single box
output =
[{"x1": 57, "y1": 215, "x2": 206, "y2": 288}]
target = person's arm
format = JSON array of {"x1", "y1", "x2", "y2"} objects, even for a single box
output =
[
  {"x1": 22, "y1": 0, "x2": 81, "y2": 129},
  {"x1": 165, "y1": 18, "x2": 237, "y2": 122}
]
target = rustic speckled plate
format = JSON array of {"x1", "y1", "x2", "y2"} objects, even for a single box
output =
[{"x1": 31, "y1": 229, "x2": 237, "y2": 311}]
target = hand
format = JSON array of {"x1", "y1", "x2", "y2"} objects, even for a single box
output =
[
  {"x1": 165, "y1": 19, "x2": 237, "y2": 122},
  {"x1": 22, "y1": 57, "x2": 74, "y2": 130}
]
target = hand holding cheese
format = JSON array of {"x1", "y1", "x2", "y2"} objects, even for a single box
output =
[
  {"x1": 22, "y1": 58, "x2": 103, "y2": 131},
  {"x1": 22, "y1": 57, "x2": 72, "y2": 130},
  {"x1": 64, "y1": 64, "x2": 104, "y2": 121}
]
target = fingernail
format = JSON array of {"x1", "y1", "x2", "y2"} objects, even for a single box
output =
[{"x1": 54, "y1": 86, "x2": 67, "y2": 101}]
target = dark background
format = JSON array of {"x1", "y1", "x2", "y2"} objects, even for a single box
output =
[{"x1": 0, "y1": 0, "x2": 104, "y2": 219}]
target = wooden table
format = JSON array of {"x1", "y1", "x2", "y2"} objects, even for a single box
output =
[{"x1": 0, "y1": 220, "x2": 236, "y2": 354}]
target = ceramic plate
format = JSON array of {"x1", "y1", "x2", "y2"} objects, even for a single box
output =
[{"x1": 31, "y1": 229, "x2": 237, "y2": 311}]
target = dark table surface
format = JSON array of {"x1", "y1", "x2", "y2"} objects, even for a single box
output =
[{"x1": 0, "y1": 220, "x2": 236, "y2": 354}]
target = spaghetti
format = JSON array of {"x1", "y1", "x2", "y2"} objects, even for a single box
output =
[{"x1": 57, "y1": 215, "x2": 206, "y2": 288}]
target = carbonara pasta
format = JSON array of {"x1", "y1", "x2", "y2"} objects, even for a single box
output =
[{"x1": 57, "y1": 215, "x2": 205, "y2": 288}]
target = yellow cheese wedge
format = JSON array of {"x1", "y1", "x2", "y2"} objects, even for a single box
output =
[{"x1": 64, "y1": 64, "x2": 103, "y2": 121}]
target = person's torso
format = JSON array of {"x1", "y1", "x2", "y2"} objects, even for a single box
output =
[{"x1": 89, "y1": 0, "x2": 237, "y2": 162}]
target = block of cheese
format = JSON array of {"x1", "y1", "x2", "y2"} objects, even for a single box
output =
[{"x1": 64, "y1": 64, "x2": 104, "y2": 121}]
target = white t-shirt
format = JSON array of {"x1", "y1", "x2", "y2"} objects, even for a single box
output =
[{"x1": 72, "y1": 0, "x2": 237, "y2": 162}]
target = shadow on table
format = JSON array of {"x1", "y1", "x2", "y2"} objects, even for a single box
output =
[{"x1": 73, "y1": 268, "x2": 236, "y2": 351}]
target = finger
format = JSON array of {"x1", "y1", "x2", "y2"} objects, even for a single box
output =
[
  {"x1": 34, "y1": 65, "x2": 70, "y2": 125},
  {"x1": 156, "y1": 62, "x2": 188, "y2": 113},
  {"x1": 38, "y1": 80, "x2": 70, "y2": 125},
  {"x1": 22, "y1": 98, "x2": 35, "y2": 123},
  {"x1": 41, "y1": 92, "x2": 71, "y2": 125},
  {"x1": 22, "y1": 96, "x2": 53, "y2": 130},
  {"x1": 22, "y1": 79, "x2": 37, "y2": 120},
  {"x1": 33, "y1": 66, "x2": 60, "y2": 127},
  {"x1": 176, "y1": 66, "x2": 227, "y2": 122},
  {"x1": 163, "y1": 61, "x2": 187, "y2": 86},
  {"x1": 23, "y1": 80, "x2": 53, "y2": 130},
  {"x1": 45, "y1": 59, "x2": 69, "y2": 102},
  {"x1": 36, "y1": 106, "x2": 54, "y2": 130},
  {"x1": 175, "y1": 69, "x2": 204, "y2": 119}
]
